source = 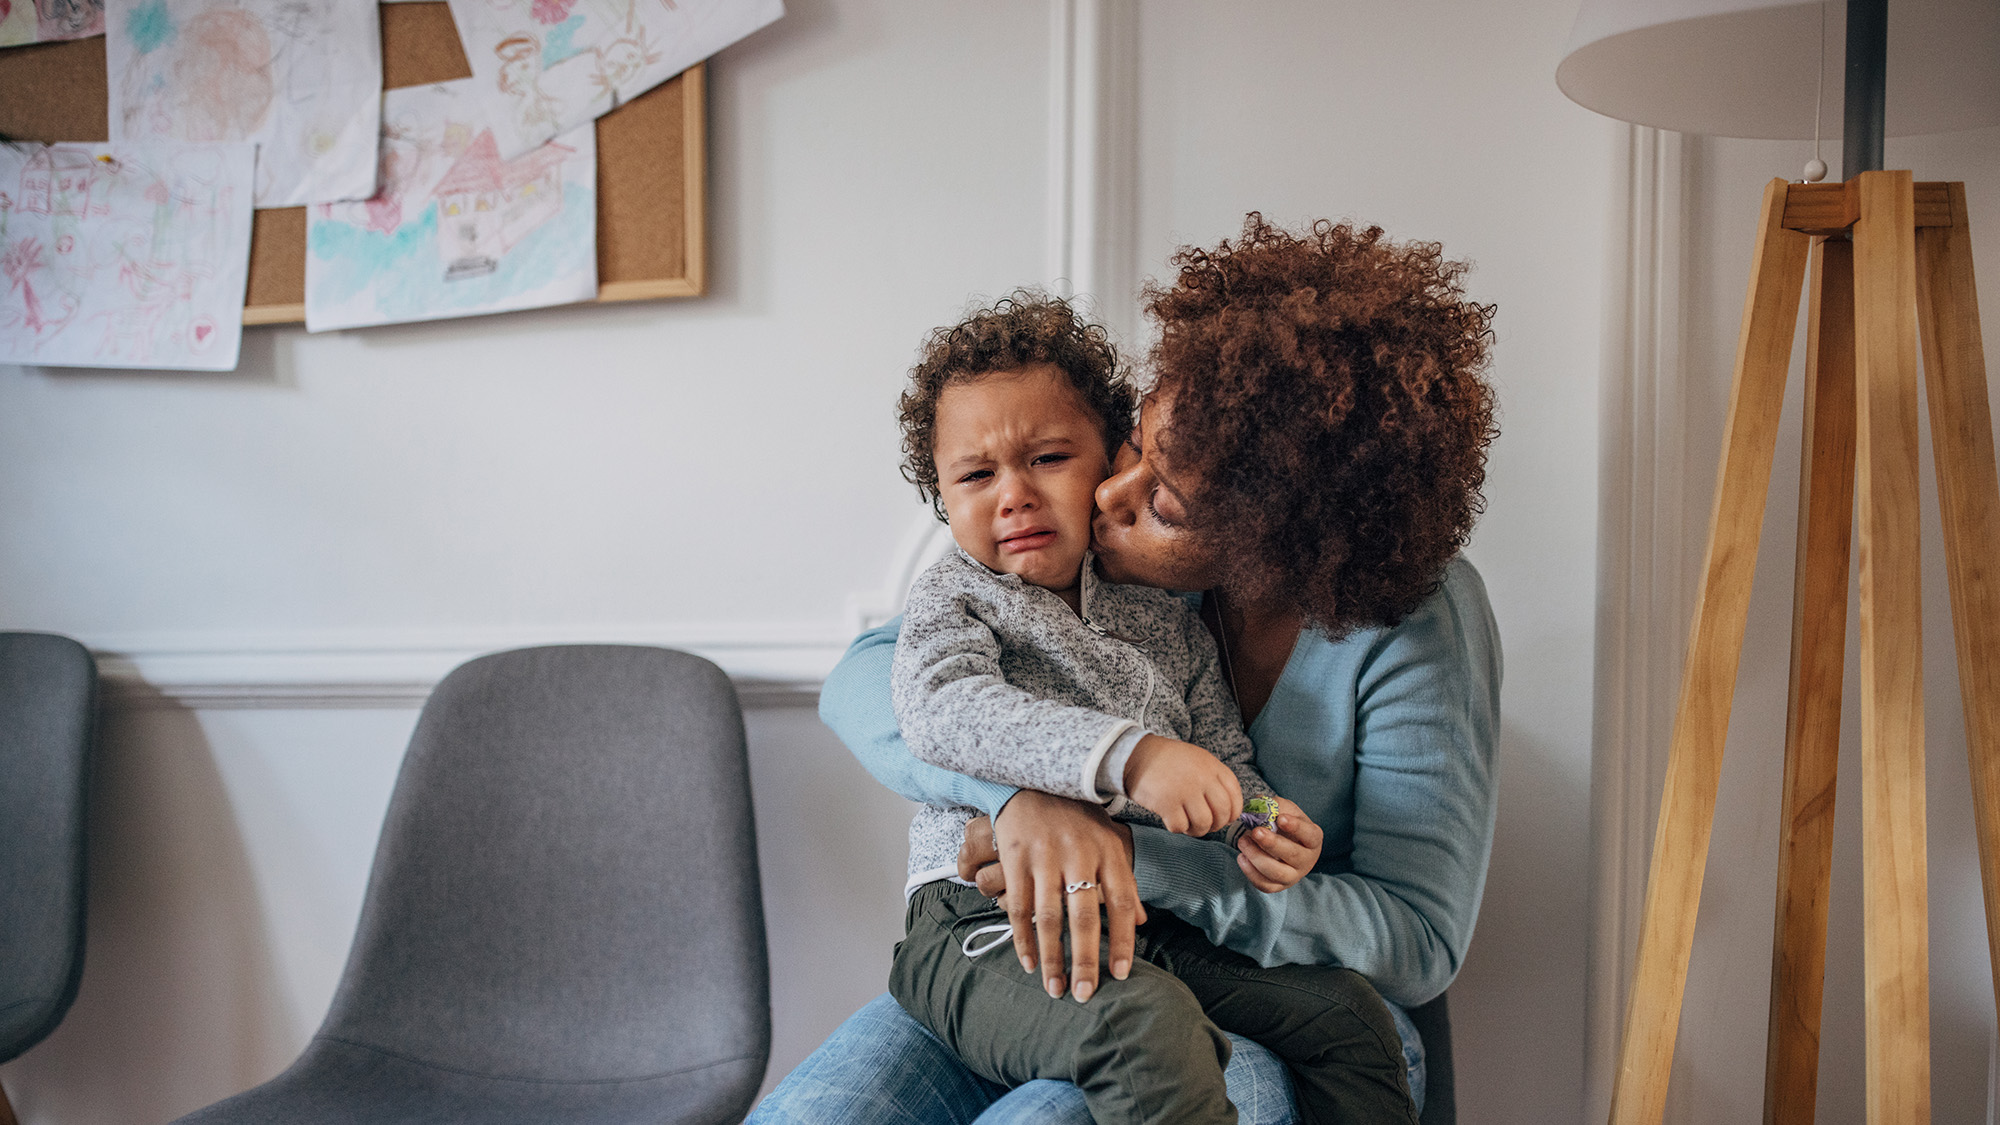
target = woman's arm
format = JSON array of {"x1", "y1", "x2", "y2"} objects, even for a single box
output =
[
  {"x1": 1130, "y1": 560, "x2": 1502, "y2": 1008},
  {"x1": 819, "y1": 618, "x2": 1020, "y2": 819}
]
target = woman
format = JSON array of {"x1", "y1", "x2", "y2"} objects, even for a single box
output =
[{"x1": 752, "y1": 215, "x2": 1502, "y2": 1124}]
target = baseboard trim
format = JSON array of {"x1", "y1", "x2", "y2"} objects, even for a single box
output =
[{"x1": 76, "y1": 625, "x2": 851, "y2": 710}]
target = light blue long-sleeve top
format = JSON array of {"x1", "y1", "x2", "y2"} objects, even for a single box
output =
[{"x1": 821, "y1": 555, "x2": 1502, "y2": 1009}]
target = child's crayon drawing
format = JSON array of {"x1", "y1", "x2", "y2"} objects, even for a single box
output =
[
  {"x1": 444, "y1": 0, "x2": 781, "y2": 159},
  {"x1": 0, "y1": 0, "x2": 106, "y2": 47},
  {"x1": 305, "y1": 80, "x2": 597, "y2": 332},
  {"x1": 0, "y1": 142, "x2": 254, "y2": 371},
  {"x1": 106, "y1": 0, "x2": 381, "y2": 208}
]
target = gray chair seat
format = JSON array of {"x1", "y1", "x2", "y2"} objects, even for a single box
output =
[
  {"x1": 176, "y1": 645, "x2": 770, "y2": 1125},
  {"x1": 175, "y1": 1037, "x2": 767, "y2": 1124},
  {"x1": 0, "y1": 632, "x2": 96, "y2": 1065}
]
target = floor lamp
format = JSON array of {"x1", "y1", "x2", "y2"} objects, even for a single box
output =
[{"x1": 1559, "y1": 1, "x2": 2000, "y2": 1123}]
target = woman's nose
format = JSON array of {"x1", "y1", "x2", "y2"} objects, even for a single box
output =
[{"x1": 1096, "y1": 459, "x2": 1141, "y2": 526}]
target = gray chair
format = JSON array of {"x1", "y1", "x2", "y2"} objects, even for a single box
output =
[
  {"x1": 1409, "y1": 991, "x2": 1454, "y2": 1125},
  {"x1": 0, "y1": 633, "x2": 97, "y2": 1124},
  {"x1": 176, "y1": 645, "x2": 770, "y2": 1124}
]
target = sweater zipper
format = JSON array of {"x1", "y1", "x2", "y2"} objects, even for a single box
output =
[{"x1": 1083, "y1": 611, "x2": 1156, "y2": 735}]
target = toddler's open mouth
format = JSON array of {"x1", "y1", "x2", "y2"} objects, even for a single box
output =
[{"x1": 999, "y1": 529, "x2": 1057, "y2": 553}]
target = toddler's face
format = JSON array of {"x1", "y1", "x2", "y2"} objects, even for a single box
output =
[{"x1": 932, "y1": 364, "x2": 1109, "y2": 596}]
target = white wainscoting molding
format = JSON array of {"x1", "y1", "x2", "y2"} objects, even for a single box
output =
[
  {"x1": 85, "y1": 623, "x2": 852, "y2": 711},
  {"x1": 85, "y1": 511, "x2": 970, "y2": 712},
  {"x1": 1584, "y1": 123, "x2": 1693, "y2": 1123},
  {"x1": 1046, "y1": 0, "x2": 1141, "y2": 345}
]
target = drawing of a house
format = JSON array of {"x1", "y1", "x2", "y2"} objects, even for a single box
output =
[
  {"x1": 17, "y1": 147, "x2": 105, "y2": 218},
  {"x1": 432, "y1": 130, "x2": 572, "y2": 282}
]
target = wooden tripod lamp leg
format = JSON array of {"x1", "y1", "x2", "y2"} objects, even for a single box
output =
[
  {"x1": 1763, "y1": 236, "x2": 1859, "y2": 1125},
  {"x1": 1915, "y1": 182, "x2": 2000, "y2": 1016},
  {"x1": 1852, "y1": 168, "x2": 1931, "y2": 1125},
  {"x1": 1609, "y1": 178, "x2": 1812, "y2": 1125}
]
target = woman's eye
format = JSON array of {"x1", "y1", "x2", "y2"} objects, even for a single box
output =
[{"x1": 1146, "y1": 489, "x2": 1180, "y2": 527}]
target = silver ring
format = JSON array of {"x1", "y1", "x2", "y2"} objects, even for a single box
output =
[{"x1": 1065, "y1": 879, "x2": 1097, "y2": 895}]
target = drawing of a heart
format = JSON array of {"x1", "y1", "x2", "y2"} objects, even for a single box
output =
[{"x1": 194, "y1": 323, "x2": 213, "y2": 343}]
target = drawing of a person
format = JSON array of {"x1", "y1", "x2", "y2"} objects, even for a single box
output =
[{"x1": 494, "y1": 35, "x2": 561, "y2": 133}]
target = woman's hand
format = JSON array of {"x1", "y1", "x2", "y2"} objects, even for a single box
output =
[
  {"x1": 1236, "y1": 797, "x2": 1324, "y2": 892},
  {"x1": 957, "y1": 792, "x2": 1144, "y2": 1002}
]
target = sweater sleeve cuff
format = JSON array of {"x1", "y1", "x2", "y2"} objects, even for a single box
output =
[
  {"x1": 1131, "y1": 823, "x2": 1208, "y2": 908},
  {"x1": 1079, "y1": 719, "x2": 1138, "y2": 804},
  {"x1": 1092, "y1": 724, "x2": 1148, "y2": 805},
  {"x1": 968, "y1": 777, "x2": 1022, "y2": 821}
]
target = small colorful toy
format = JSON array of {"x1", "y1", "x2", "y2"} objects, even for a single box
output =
[{"x1": 1239, "y1": 796, "x2": 1280, "y2": 832}]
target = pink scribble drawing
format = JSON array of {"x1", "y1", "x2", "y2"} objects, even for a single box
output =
[
  {"x1": 0, "y1": 0, "x2": 102, "y2": 46},
  {"x1": 3, "y1": 237, "x2": 56, "y2": 334},
  {"x1": 34, "y1": 0, "x2": 102, "y2": 39},
  {"x1": 530, "y1": 0, "x2": 575, "y2": 24},
  {"x1": 0, "y1": 143, "x2": 254, "y2": 370}
]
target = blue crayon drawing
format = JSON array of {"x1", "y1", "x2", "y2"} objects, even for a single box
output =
[{"x1": 303, "y1": 81, "x2": 597, "y2": 332}]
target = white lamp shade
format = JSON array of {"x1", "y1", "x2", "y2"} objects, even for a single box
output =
[{"x1": 1557, "y1": 0, "x2": 2000, "y2": 139}]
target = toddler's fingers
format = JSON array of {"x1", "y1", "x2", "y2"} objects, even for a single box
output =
[
  {"x1": 1275, "y1": 805, "x2": 1324, "y2": 851},
  {"x1": 1239, "y1": 835, "x2": 1299, "y2": 884},
  {"x1": 1251, "y1": 824, "x2": 1315, "y2": 870},
  {"x1": 1205, "y1": 785, "x2": 1237, "y2": 839},
  {"x1": 1236, "y1": 849, "x2": 1286, "y2": 894},
  {"x1": 1184, "y1": 792, "x2": 1216, "y2": 836}
]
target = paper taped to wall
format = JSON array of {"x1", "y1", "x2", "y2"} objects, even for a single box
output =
[
  {"x1": 106, "y1": 0, "x2": 382, "y2": 208},
  {"x1": 0, "y1": 0, "x2": 106, "y2": 48},
  {"x1": 444, "y1": 0, "x2": 780, "y2": 159},
  {"x1": 0, "y1": 141, "x2": 255, "y2": 371},
  {"x1": 304, "y1": 79, "x2": 598, "y2": 332}
]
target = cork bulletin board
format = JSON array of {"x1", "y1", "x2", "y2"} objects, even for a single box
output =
[{"x1": 0, "y1": 2, "x2": 706, "y2": 326}]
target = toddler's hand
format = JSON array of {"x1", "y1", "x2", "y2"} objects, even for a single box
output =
[
  {"x1": 1237, "y1": 797, "x2": 1324, "y2": 892},
  {"x1": 1124, "y1": 735, "x2": 1243, "y2": 837}
]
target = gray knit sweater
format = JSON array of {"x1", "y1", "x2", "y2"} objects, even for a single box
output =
[{"x1": 891, "y1": 547, "x2": 1274, "y2": 889}]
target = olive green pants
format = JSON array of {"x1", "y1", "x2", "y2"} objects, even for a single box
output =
[{"x1": 889, "y1": 881, "x2": 1417, "y2": 1125}]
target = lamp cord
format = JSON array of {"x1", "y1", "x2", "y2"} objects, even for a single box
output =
[
  {"x1": 1804, "y1": 1, "x2": 1830, "y2": 182},
  {"x1": 1814, "y1": 1, "x2": 1826, "y2": 167}
]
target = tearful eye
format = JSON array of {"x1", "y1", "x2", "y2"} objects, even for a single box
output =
[
  {"x1": 959, "y1": 469, "x2": 992, "y2": 484},
  {"x1": 1033, "y1": 453, "x2": 1073, "y2": 466}
]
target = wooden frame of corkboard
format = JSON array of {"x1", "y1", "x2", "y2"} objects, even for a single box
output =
[{"x1": 0, "y1": 1, "x2": 705, "y2": 327}]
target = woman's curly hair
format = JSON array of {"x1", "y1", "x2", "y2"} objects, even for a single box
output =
[
  {"x1": 900, "y1": 291, "x2": 1135, "y2": 521},
  {"x1": 1146, "y1": 214, "x2": 1498, "y2": 636}
]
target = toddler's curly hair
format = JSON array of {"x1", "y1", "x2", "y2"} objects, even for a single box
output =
[
  {"x1": 900, "y1": 291, "x2": 1135, "y2": 521},
  {"x1": 1146, "y1": 214, "x2": 1499, "y2": 635}
]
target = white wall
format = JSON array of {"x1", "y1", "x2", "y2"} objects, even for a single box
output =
[{"x1": 0, "y1": 2, "x2": 1613, "y2": 1121}]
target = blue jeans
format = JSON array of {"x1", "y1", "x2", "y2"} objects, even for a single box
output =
[{"x1": 748, "y1": 993, "x2": 1300, "y2": 1124}]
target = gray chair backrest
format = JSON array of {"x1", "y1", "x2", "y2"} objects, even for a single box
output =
[
  {"x1": 318, "y1": 645, "x2": 769, "y2": 1091},
  {"x1": 0, "y1": 632, "x2": 96, "y2": 1063}
]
